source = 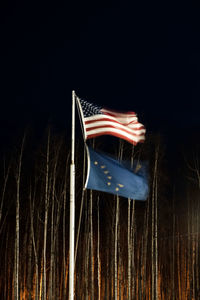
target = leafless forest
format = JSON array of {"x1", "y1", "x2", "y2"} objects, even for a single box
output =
[{"x1": 0, "y1": 129, "x2": 199, "y2": 299}]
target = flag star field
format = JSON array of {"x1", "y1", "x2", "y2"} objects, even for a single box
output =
[{"x1": 85, "y1": 146, "x2": 148, "y2": 200}]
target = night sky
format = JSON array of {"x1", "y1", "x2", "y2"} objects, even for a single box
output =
[{"x1": 0, "y1": 1, "x2": 200, "y2": 148}]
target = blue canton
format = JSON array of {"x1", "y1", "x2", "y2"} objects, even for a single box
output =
[{"x1": 79, "y1": 99, "x2": 102, "y2": 118}]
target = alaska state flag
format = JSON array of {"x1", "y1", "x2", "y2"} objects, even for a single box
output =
[{"x1": 85, "y1": 146, "x2": 148, "y2": 200}]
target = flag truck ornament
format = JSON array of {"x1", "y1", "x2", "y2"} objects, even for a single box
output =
[
  {"x1": 76, "y1": 97, "x2": 146, "y2": 145},
  {"x1": 85, "y1": 146, "x2": 149, "y2": 200}
]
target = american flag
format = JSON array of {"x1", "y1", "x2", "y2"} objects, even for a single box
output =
[{"x1": 76, "y1": 98, "x2": 146, "y2": 145}]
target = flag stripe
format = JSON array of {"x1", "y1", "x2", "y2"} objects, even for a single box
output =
[
  {"x1": 85, "y1": 113, "x2": 138, "y2": 124},
  {"x1": 87, "y1": 131, "x2": 145, "y2": 145},
  {"x1": 85, "y1": 122, "x2": 145, "y2": 136},
  {"x1": 86, "y1": 126, "x2": 145, "y2": 138},
  {"x1": 85, "y1": 118, "x2": 145, "y2": 130},
  {"x1": 101, "y1": 108, "x2": 137, "y2": 117},
  {"x1": 86, "y1": 127, "x2": 145, "y2": 144}
]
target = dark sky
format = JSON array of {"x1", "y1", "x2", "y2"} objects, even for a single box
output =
[{"x1": 0, "y1": 1, "x2": 200, "y2": 146}]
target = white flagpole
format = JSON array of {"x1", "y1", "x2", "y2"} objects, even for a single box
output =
[{"x1": 69, "y1": 90, "x2": 75, "y2": 300}]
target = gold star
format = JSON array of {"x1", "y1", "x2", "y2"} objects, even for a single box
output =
[
  {"x1": 117, "y1": 184, "x2": 124, "y2": 188},
  {"x1": 94, "y1": 161, "x2": 98, "y2": 165},
  {"x1": 107, "y1": 176, "x2": 112, "y2": 179},
  {"x1": 107, "y1": 182, "x2": 111, "y2": 186},
  {"x1": 115, "y1": 187, "x2": 119, "y2": 191},
  {"x1": 101, "y1": 165, "x2": 106, "y2": 169},
  {"x1": 104, "y1": 171, "x2": 109, "y2": 174},
  {"x1": 135, "y1": 163, "x2": 141, "y2": 173}
]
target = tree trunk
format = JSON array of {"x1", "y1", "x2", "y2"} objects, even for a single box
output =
[
  {"x1": 14, "y1": 134, "x2": 25, "y2": 300},
  {"x1": 152, "y1": 143, "x2": 159, "y2": 300},
  {"x1": 49, "y1": 186, "x2": 55, "y2": 300},
  {"x1": 89, "y1": 189, "x2": 94, "y2": 300},
  {"x1": 0, "y1": 159, "x2": 10, "y2": 224},
  {"x1": 155, "y1": 175, "x2": 158, "y2": 300},
  {"x1": 127, "y1": 198, "x2": 131, "y2": 299},
  {"x1": 29, "y1": 185, "x2": 39, "y2": 300},
  {"x1": 142, "y1": 196, "x2": 149, "y2": 300},
  {"x1": 172, "y1": 191, "x2": 175, "y2": 300},
  {"x1": 97, "y1": 196, "x2": 101, "y2": 300},
  {"x1": 62, "y1": 152, "x2": 70, "y2": 299},
  {"x1": 27, "y1": 226, "x2": 33, "y2": 300},
  {"x1": 114, "y1": 196, "x2": 119, "y2": 300},
  {"x1": 131, "y1": 200, "x2": 135, "y2": 300},
  {"x1": 43, "y1": 130, "x2": 50, "y2": 300},
  {"x1": 84, "y1": 193, "x2": 89, "y2": 299}
]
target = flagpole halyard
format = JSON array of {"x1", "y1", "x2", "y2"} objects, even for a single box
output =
[{"x1": 69, "y1": 90, "x2": 76, "y2": 300}]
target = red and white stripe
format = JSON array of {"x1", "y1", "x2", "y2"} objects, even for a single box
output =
[{"x1": 77, "y1": 99, "x2": 146, "y2": 145}]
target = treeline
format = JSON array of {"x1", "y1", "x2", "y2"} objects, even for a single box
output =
[{"x1": 0, "y1": 129, "x2": 199, "y2": 299}]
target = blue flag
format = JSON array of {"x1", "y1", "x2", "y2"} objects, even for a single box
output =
[{"x1": 85, "y1": 147, "x2": 149, "y2": 200}]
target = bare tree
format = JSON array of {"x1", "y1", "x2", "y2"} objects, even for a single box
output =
[
  {"x1": 14, "y1": 134, "x2": 26, "y2": 300},
  {"x1": 63, "y1": 153, "x2": 70, "y2": 299},
  {"x1": 49, "y1": 140, "x2": 61, "y2": 299},
  {"x1": 128, "y1": 145, "x2": 134, "y2": 300},
  {"x1": 89, "y1": 189, "x2": 95, "y2": 299},
  {"x1": 0, "y1": 158, "x2": 11, "y2": 224},
  {"x1": 151, "y1": 143, "x2": 159, "y2": 300},
  {"x1": 29, "y1": 184, "x2": 39, "y2": 300},
  {"x1": 43, "y1": 130, "x2": 50, "y2": 300},
  {"x1": 97, "y1": 195, "x2": 101, "y2": 300},
  {"x1": 114, "y1": 195, "x2": 119, "y2": 300}
]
